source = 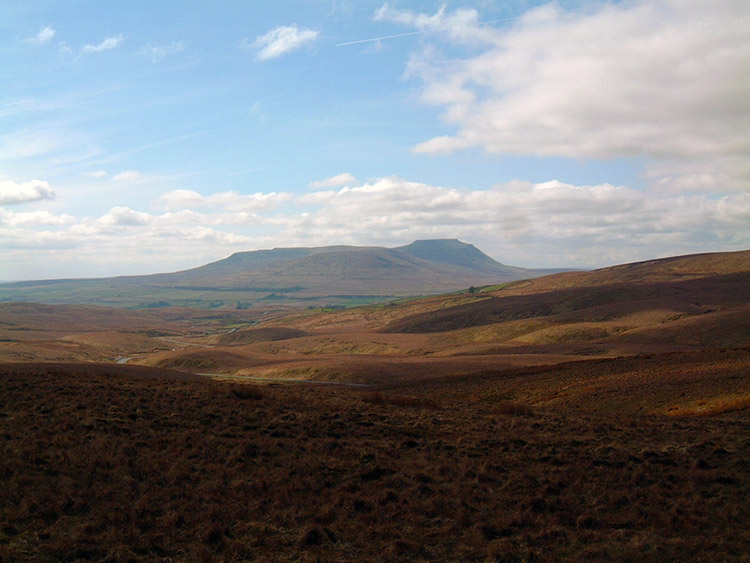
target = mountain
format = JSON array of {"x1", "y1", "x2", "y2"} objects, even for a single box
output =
[
  {"x1": 159, "y1": 239, "x2": 559, "y2": 292},
  {"x1": 0, "y1": 239, "x2": 564, "y2": 309},
  {"x1": 397, "y1": 239, "x2": 523, "y2": 273}
]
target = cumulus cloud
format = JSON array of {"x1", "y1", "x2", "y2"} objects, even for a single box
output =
[
  {"x1": 4, "y1": 175, "x2": 748, "y2": 279},
  {"x1": 0, "y1": 179, "x2": 55, "y2": 205},
  {"x1": 150, "y1": 176, "x2": 750, "y2": 268},
  {"x1": 380, "y1": 1, "x2": 750, "y2": 193},
  {"x1": 295, "y1": 176, "x2": 750, "y2": 266},
  {"x1": 250, "y1": 25, "x2": 319, "y2": 60},
  {"x1": 81, "y1": 34, "x2": 124, "y2": 54},
  {"x1": 27, "y1": 26, "x2": 56, "y2": 45},
  {"x1": 308, "y1": 173, "x2": 358, "y2": 189},
  {"x1": 99, "y1": 206, "x2": 152, "y2": 227}
]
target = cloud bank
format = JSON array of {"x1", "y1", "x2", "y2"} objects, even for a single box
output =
[{"x1": 3, "y1": 175, "x2": 748, "y2": 279}]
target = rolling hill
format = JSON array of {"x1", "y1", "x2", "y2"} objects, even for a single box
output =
[
  {"x1": 376, "y1": 249, "x2": 750, "y2": 351},
  {"x1": 0, "y1": 239, "x2": 563, "y2": 309}
]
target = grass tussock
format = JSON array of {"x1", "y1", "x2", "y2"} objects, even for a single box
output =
[{"x1": 362, "y1": 391, "x2": 440, "y2": 410}]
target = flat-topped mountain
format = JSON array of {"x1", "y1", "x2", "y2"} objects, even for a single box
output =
[
  {"x1": 156, "y1": 239, "x2": 556, "y2": 291},
  {"x1": 0, "y1": 239, "x2": 563, "y2": 309}
]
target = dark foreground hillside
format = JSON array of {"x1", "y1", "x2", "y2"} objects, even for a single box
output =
[{"x1": 2, "y1": 352, "x2": 749, "y2": 562}]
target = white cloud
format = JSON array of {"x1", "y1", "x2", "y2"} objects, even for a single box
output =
[
  {"x1": 0, "y1": 209, "x2": 73, "y2": 227},
  {"x1": 158, "y1": 189, "x2": 204, "y2": 210},
  {"x1": 112, "y1": 170, "x2": 144, "y2": 182},
  {"x1": 151, "y1": 176, "x2": 750, "y2": 269},
  {"x1": 27, "y1": 26, "x2": 56, "y2": 45},
  {"x1": 4, "y1": 175, "x2": 748, "y2": 279},
  {"x1": 294, "y1": 176, "x2": 750, "y2": 266},
  {"x1": 308, "y1": 172, "x2": 358, "y2": 189},
  {"x1": 374, "y1": 4, "x2": 496, "y2": 46},
  {"x1": 98, "y1": 206, "x2": 152, "y2": 227},
  {"x1": 381, "y1": 1, "x2": 750, "y2": 193},
  {"x1": 250, "y1": 25, "x2": 319, "y2": 60},
  {"x1": 0, "y1": 179, "x2": 55, "y2": 205},
  {"x1": 158, "y1": 189, "x2": 290, "y2": 212},
  {"x1": 141, "y1": 41, "x2": 185, "y2": 63},
  {"x1": 84, "y1": 170, "x2": 109, "y2": 179},
  {"x1": 81, "y1": 34, "x2": 124, "y2": 54}
]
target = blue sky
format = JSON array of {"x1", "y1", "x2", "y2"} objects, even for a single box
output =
[{"x1": 1, "y1": 1, "x2": 748, "y2": 280}]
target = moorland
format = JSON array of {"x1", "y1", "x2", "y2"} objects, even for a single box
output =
[{"x1": 1, "y1": 248, "x2": 749, "y2": 561}]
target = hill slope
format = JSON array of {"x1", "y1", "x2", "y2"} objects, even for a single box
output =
[{"x1": 380, "y1": 250, "x2": 750, "y2": 353}]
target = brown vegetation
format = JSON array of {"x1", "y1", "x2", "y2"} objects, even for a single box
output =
[
  {"x1": 361, "y1": 391, "x2": 440, "y2": 410},
  {"x1": 663, "y1": 393, "x2": 750, "y2": 418},
  {"x1": 1, "y1": 352, "x2": 749, "y2": 561},
  {"x1": 212, "y1": 327, "x2": 309, "y2": 346},
  {"x1": 492, "y1": 401, "x2": 534, "y2": 416}
]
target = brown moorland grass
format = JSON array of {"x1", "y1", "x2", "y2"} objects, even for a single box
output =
[
  {"x1": 211, "y1": 327, "x2": 310, "y2": 346},
  {"x1": 382, "y1": 273, "x2": 749, "y2": 334},
  {"x1": 361, "y1": 391, "x2": 440, "y2": 410},
  {"x1": 487, "y1": 249, "x2": 750, "y2": 296},
  {"x1": 663, "y1": 393, "x2": 750, "y2": 418},
  {"x1": 1, "y1": 351, "x2": 749, "y2": 562}
]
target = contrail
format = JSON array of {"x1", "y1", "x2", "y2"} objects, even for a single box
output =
[
  {"x1": 336, "y1": 16, "x2": 522, "y2": 47},
  {"x1": 337, "y1": 29, "x2": 434, "y2": 47}
]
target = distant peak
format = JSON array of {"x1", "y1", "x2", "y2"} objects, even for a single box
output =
[
  {"x1": 396, "y1": 239, "x2": 505, "y2": 270},
  {"x1": 399, "y1": 239, "x2": 471, "y2": 249}
]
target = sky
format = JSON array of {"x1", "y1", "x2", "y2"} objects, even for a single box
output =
[{"x1": 1, "y1": 0, "x2": 748, "y2": 280}]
